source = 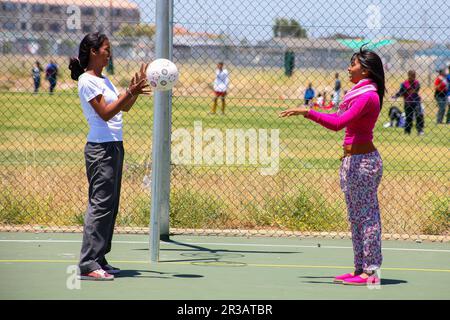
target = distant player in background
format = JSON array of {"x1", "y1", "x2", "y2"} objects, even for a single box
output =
[
  {"x1": 211, "y1": 62, "x2": 229, "y2": 115},
  {"x1": 333, "y1": 73, "x2": 341, "y2": 108},
  {"x1": 32, "y1": 61, "x2": 43, "y2": 93},
  {"x1": 304, "y1": 83, "x2": 315, "y2": 106},
  {"x1": 392, "y1": 70, "x2": 424, "y2": 135},
  {"x1": 447, "y1": 65, "x2": 450, "y2": 124},
  {"x1": 434, "y1": 69, "x2": 448, "y2": 124},
  {"x1": 45, "y1": 60, "x2": 59, "y2": 94}
]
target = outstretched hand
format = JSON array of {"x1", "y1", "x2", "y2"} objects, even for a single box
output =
[
  {"x1": 279, "y1": 106, "x2": 309, "y2": 118},
  {"x1": 128, "y1": 63, "x2": 152, "y2": 96}
]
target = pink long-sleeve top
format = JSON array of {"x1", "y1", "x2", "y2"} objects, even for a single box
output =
[{"x1": 304, "y1": 91, "x2": 380, "y2": 146}]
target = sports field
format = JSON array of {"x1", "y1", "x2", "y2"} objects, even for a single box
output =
[{"x1": 1, "y1": 85, "x2": 449, "y2": 235}]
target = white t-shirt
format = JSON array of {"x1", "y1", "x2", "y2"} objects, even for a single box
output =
[
  {"x1": 316, "y1": 96, "x2": 324, "y2": 106},
  {"x1": 213, "y1": 69, "x2": 229, "y2": 92},
  {"x1": 78, "y1": 73, "x2": 123, "y2": 142}
]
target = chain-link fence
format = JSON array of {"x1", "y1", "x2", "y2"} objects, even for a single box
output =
[{"x1": 0, "y1": 0, "x2": 449, "y2": 241}]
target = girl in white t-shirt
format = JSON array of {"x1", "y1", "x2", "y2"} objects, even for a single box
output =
[
  {"x1": 211, "y1": 62, "x2": 229, "y2": 115},
  {"x1": 69, "y1": 32, "x2": 151, "y2": 281}
]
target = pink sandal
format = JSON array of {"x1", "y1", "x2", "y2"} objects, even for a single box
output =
[{"x1": 78, "y1": 269, "x2": 114, "y2": 281}]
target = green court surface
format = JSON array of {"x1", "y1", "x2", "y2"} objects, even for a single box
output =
[{"x1": 0, "y1": 232, "x2": 449, "y2": 300}]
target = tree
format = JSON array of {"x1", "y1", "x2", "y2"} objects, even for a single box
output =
[
  {"x1": 325, "y1": 33, "x2": 361, "y2": 39},
  {"x1": 240, "y1": 37, "x2": 250, "y2": 46},
  {"x1": 115, "y1": 23, "x2": 156, "y2": 38},
  {"x1": 273, "y1": 18, "x2": 307, "y2": 38}
]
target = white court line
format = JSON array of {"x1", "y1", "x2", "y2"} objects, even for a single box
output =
[
  {"x1": 0, "y1": 239, "x2": 449, "y2": 253},
  {"x1": 183, "y1": 242, "x2": 450, "y2": 253}
]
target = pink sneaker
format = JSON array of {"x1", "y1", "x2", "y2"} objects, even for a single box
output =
[
  {"x1": 343, "y1": 274, "x2": 380, "y2": 286},
  {"x1": 78, "y1": 269, "x2": 114, "y2": 281},
  {"x1": 333, "y1": 273, "x2": 355, "y2": 283}
]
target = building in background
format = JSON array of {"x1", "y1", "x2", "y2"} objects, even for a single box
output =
[
  {"x1": 0, "y1": 0, "x2": 140, "y2": 56},
  {"x1": 1, "y1": 1, "x2": 447, "y2": 71}
]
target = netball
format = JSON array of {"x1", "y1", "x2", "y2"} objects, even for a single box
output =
[{"x1": 146, "y1": 58, "x2": 179, "y2": 91}]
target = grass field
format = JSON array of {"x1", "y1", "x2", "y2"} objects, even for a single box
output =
[{"x1": 0, "y1": 57, "x2": 449, "y2": 237}]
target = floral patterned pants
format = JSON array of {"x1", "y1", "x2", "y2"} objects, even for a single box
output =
[{"x1": 340, "y1": 151, "x2": 383, "y2": 272}]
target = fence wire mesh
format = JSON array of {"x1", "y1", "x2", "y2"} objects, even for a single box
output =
[{"x1": 0, "y1": 0, "x2": 449, "y2": 241}]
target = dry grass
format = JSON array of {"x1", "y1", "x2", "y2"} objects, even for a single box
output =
[{"x1": 1, "y1": 164, "x2": 448, "y2": 235}]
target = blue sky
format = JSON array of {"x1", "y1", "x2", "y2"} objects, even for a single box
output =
[{"x1": 134, "y1": 0, "x2": 449, "y2": 44}]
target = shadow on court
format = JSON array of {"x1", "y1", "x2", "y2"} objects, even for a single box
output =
[
  {"x1": 134, "y1": 239, "x2": 299, "y2": 264},
  {"x1": 299, "y1": 276, "x2": 408, "y2": 286},
  {"x1": 115, "y1": 269, "x2": 204, "y2": 279}
]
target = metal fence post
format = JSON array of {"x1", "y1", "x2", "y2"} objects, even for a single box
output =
[
  {"x1": 159, "y1": 0, "x2": 173, "y2": 241},
  {"x1": 150, "y1": 0, "x2": 171, "y2": 262}
]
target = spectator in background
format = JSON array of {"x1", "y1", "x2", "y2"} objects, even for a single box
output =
[
  {"x1": 211, "y1": 62, "x2": 229, "y2": 115},
  {"x1": 312, "y1": 92, "x2": 330, "y2": 110},
  {"x1": 315, "y1": 93, "x2": 324, "y2": 108},
  {"x1": 32, "y1": 61, "x2": 43, "y2": 93},
  {"x1": 392, "y1": 70, "x2": 424, "y2": 135},
  {"x1": 434, "y1": 69, "x2": 448, "y2": 124},
  {"x1": 446, "y1": 66, "x2": 450, "y2": 124},
  {"x1": 333, "y1": 73, "x2": 341, "y2": 107},
  {"x1": 386, "y1": 106, "x2": 405, "y2": 128},
  {"x1": 45, "y1": 60, "x2": 59, "y2": 94},
  {"x1": 304, "y1": 83, "x2": 315, "y2": 106}
]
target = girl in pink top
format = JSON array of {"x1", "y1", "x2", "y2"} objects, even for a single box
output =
[{"x1": 280, "y1": 48, "x2": 386, "y2": 286}]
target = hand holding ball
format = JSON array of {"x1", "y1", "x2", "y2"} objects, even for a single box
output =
[
  {"x1": 146, "y1": 58, "x2": 179, "y2": 91},
  {"x1": 127, "y1": 63, "x2": 152, "y2": 96}
]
